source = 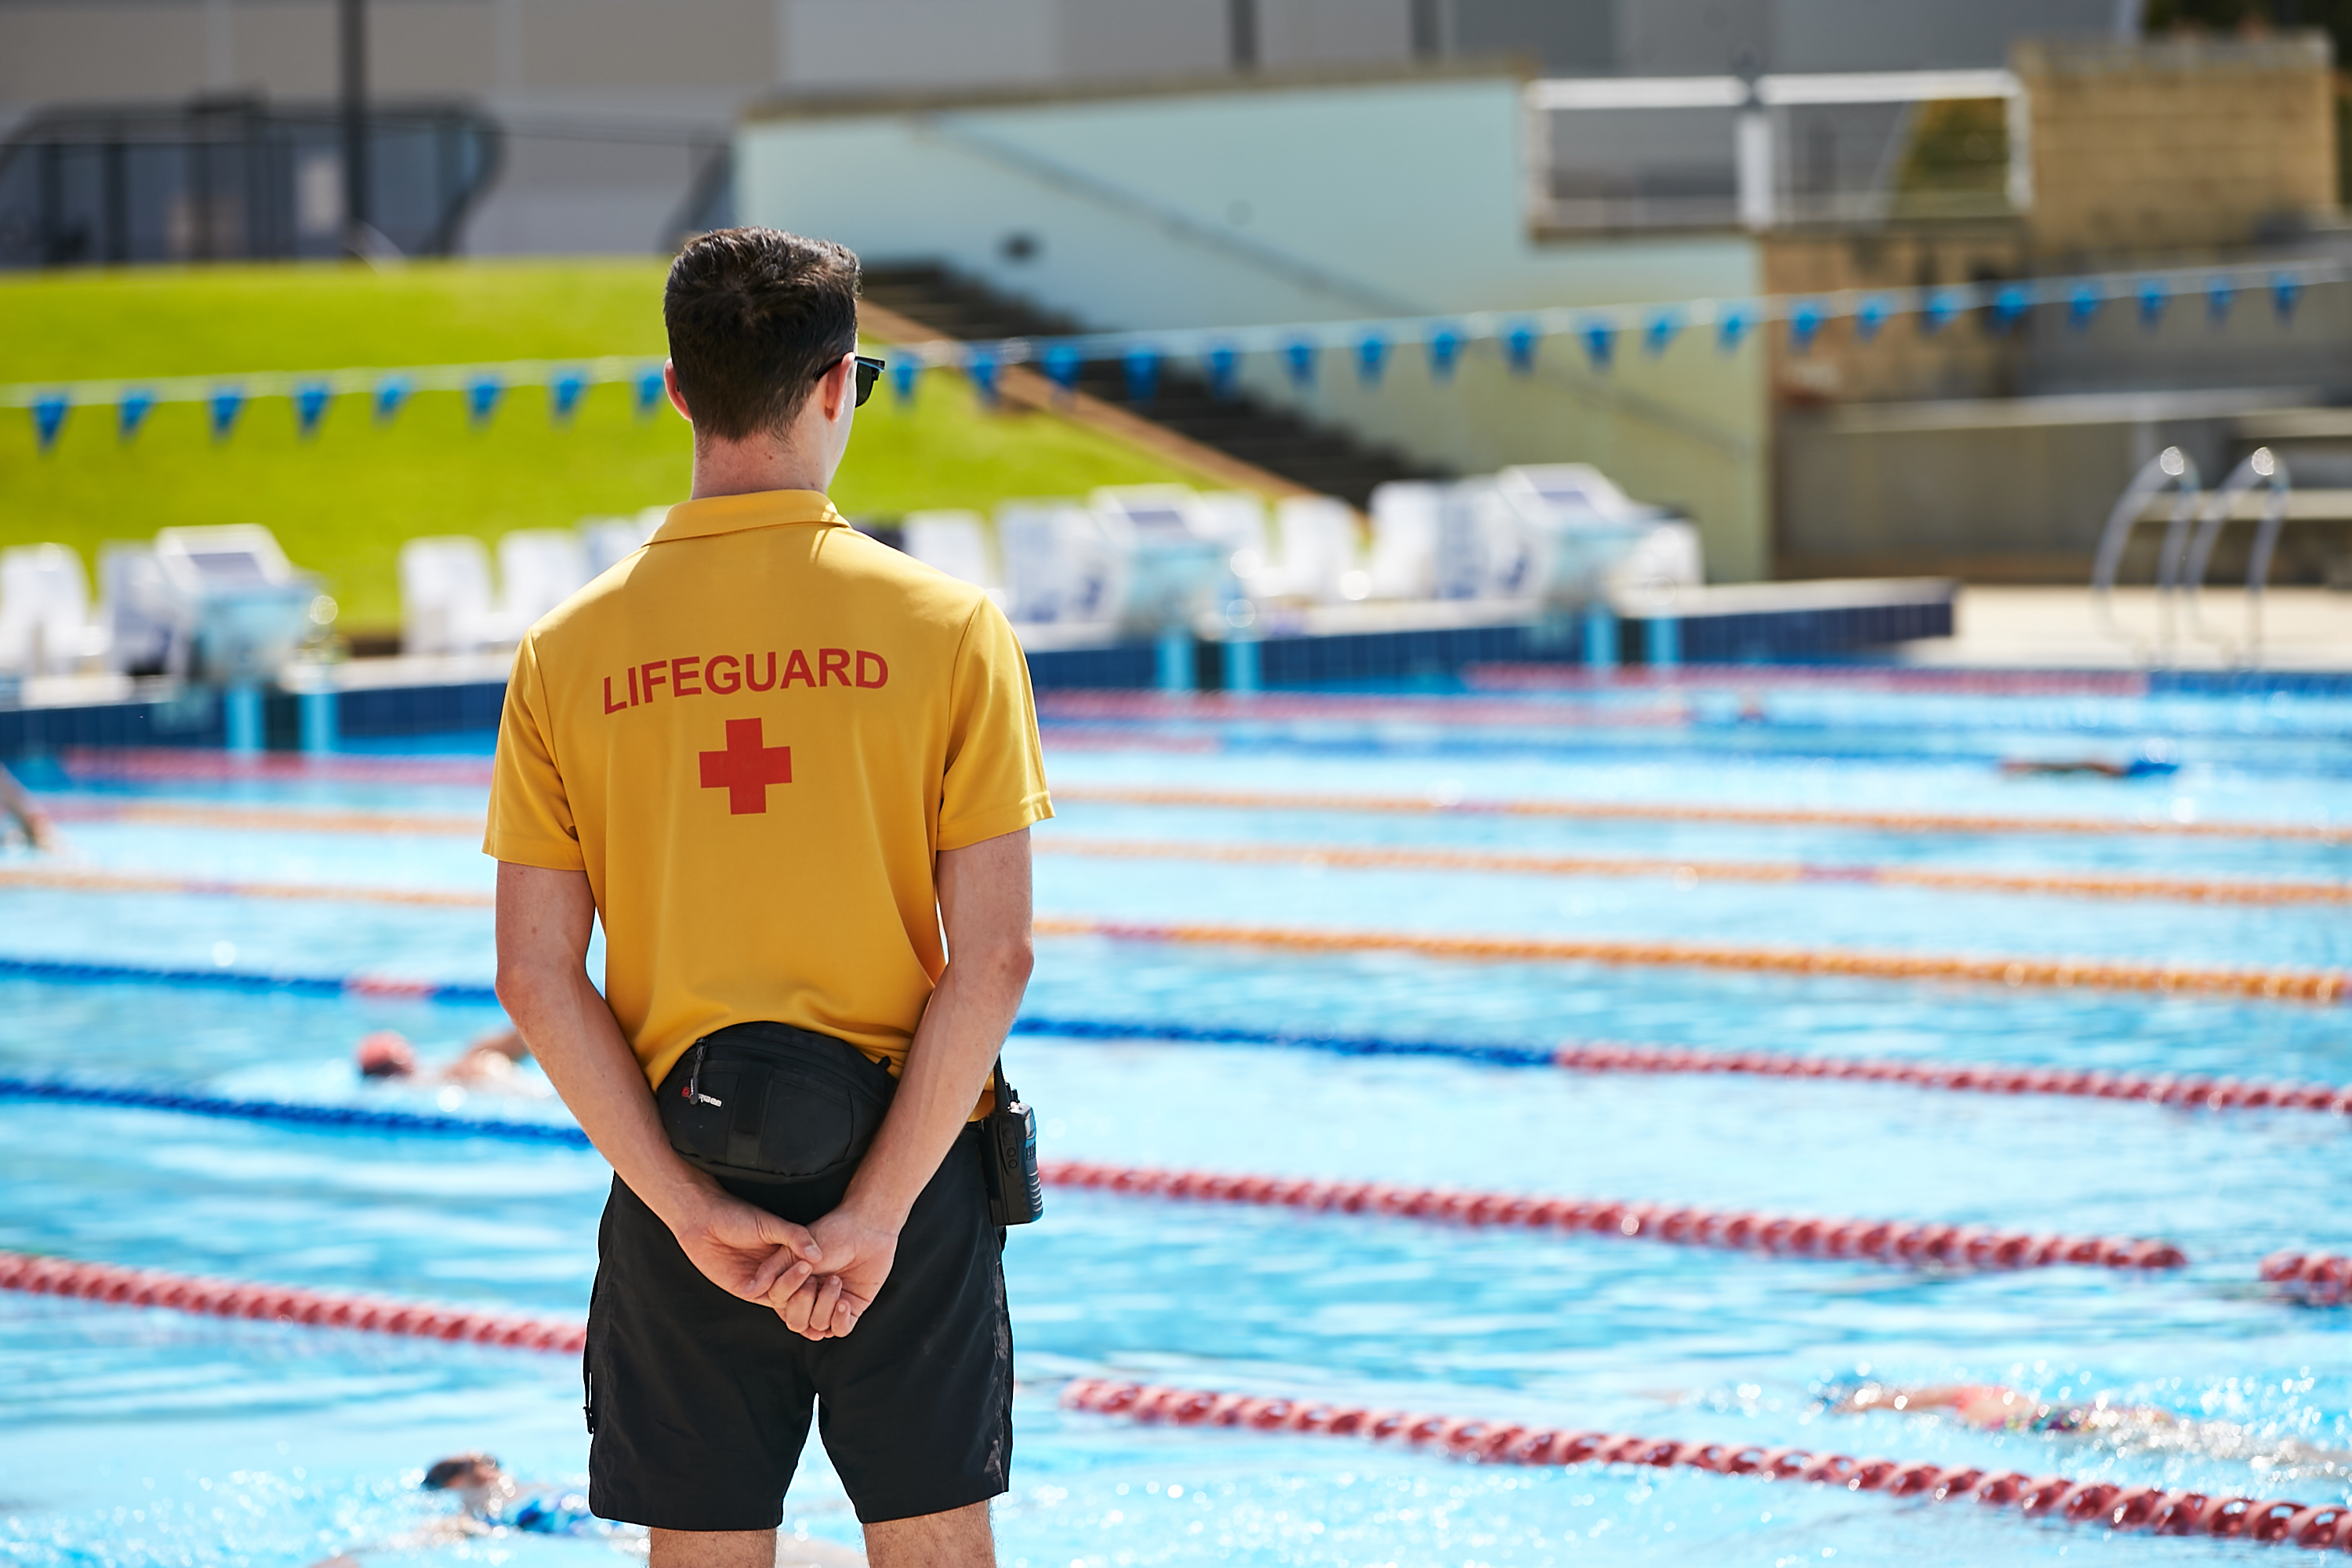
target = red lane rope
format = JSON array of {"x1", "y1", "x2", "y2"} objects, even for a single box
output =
[
  {"x1": 1553, "y1": 1041, "x2": 2352, "y2": 1116},
  {"x1": 1033, "y1": 915, "x2": 2351, "y2": 1005},
  {"x1": 1052, "y1": 784, "x2": 2352, "y2": 845},
  {"x1": 1039, "y1": 1161, "x2": 2187, "y2": 1272},
  {"x1": 0, "y1": 1249, "x2": 582, "y2": 1352},
  {"x1": 2259, "y1": 1253, "x2": 2352, "y2": 1305},
  {"x1": 57, "y1": 747, "x2": 495, "y2": 786},
  {"x1": 1060, "y1": 1377, "x2": 2350, "y2": 1547},
  {"x1": 43, "y1": 800, "x2": 484, "y2": 837}
]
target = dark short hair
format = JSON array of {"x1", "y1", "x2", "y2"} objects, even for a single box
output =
[
  {"x1": 423, "y1": 1454, "x2": 495, "y2": 1490},
  {"x1": 664, "y1": 227, "x2": 862, "y2": 441}
]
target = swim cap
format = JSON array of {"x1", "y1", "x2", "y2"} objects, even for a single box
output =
[{"x1": 358, "y1": 1032, "x2": 419, "y2": 1079}]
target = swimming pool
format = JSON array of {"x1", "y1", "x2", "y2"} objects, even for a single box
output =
[{"x1": 3, "y1": 677, "x2": 2350, "y2": 1564}]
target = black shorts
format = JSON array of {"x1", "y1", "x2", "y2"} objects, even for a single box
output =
[{"x1": 584, "y1": 1123, "x2": 1011, "y2": 1530}]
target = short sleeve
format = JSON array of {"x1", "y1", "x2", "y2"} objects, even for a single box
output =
[
  {"x1": 937, "y1": 596, "x2": 1054, "y2": 851},
  {"x1": 484, "y1": 634, "x2": 586, "y2": 870}
]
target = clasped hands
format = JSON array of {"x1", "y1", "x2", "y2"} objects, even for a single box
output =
[{"x1": 676, "y1": 1189, "x2": 899, "y2": 1342}]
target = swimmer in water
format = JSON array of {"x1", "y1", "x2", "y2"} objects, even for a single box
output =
[
  {"x1": 1998, "y1": 757, "x2": 2179, "y2": 779},
  {"x1": 356, "y1": 1025, "x2": 536, "y2": 1089},
  {"x1": 1831, "y1": 1382, "x2": 2352, "y2": 1477},
  {"x1": 0, "y1": 763, "x2": 57, "y2": 850},
  {"x1": 305, "y1": 1454, "x2": 866, "y2": 1563}
]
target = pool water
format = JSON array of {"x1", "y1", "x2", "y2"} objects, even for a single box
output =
[{"x1": 3, "y1": 682, "x2": 2350, "y2": 1566}]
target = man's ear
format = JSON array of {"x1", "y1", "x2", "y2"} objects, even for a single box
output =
[
  {"x1": 662, "y1": 360, "x2": 692, "y2": 423},
  {"x1": 817, "y1": 353, "x2": 852, "y2": 424}
]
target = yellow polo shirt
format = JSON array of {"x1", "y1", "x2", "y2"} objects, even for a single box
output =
[{"x1": 483, "y1": 488, "x2": 1052, "y2": 1092}]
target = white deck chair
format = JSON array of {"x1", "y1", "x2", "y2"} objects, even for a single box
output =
[
  {"x1": 1275, "y1": 495, "x2": 1361, "y2": 603},
  {"x1": 1367, "y1": 481, "x2": 1445, "y2": 601},
  {"x1": 998, "y1": 500, "x2": 1122, "y2": 626},
  {"x1": 399, "y1": 536, "x2": 510, "y2": 655},
  {"x1": 579, "y1": 514, "x2": 659, "y2": 575},
  {"x1": 0, "y1": 543, "x2": 95, "y2": 675},
  {"x1": 902, "y1": 510, "x2": 997, "y2": 589},
  {"x1": 498, "y1": 529, "x2": 592, "y2": 628}
]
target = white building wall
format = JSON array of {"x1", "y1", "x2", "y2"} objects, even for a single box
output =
[{"x1": 738, "y1": 71, "x2": 1770, "y2": 578}]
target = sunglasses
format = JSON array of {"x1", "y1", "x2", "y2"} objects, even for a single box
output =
[{"x1": 824, "y1": 354, "x2": 886, "y2": 408}]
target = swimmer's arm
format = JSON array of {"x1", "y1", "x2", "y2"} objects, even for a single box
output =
[
  {"x1": 776, "y1": 828, "x2": 1034, "y2": 1338},
  {"x1": 493, "y1": 862, "x2": 820, "y2": 1300}
]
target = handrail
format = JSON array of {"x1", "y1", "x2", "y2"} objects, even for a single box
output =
[
  {"x1": 2090, "y1": 446, "x2": 2201, "y2": 662},
  {"x1": 2183, "y1": 448, "x2": 2293, "y2": 667}
]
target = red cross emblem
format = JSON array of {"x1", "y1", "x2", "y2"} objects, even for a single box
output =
[{"x1": 699, "y1": 717, "x2": 792, "y2": 815}]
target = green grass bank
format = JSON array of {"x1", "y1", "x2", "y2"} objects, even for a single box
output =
[{"x1": 0, "y1": 262, "x2": 1211, "y2": 630}]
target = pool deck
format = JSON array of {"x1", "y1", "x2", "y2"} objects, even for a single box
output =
[{"x1": 1900, "y1": 587, "x2": 2352, "y2": 672}]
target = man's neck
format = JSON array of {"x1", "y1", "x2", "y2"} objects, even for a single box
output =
[{"x1": 688, "y1": 435, "x2": 828, "y2": 500}]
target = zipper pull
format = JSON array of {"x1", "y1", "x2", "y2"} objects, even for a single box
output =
[{"x1": 685, "y1": 1040, "x2": 723, "y2": 1107}]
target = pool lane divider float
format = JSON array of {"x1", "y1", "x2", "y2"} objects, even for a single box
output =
[
  {"x1": 0, "y1": 1248, "x2": 584, "y2": 1352},
  {"x1": 1038, "y1": 1160, "x2": 2185, "y2": 1272},
  {"x1": 5, "y1": 951, "x2": 2350, "y2": 1115},
  {"x1": 1058, "y1": 1377, "x2": 2352, "y2": 1548},
  {"x1": 1033, "y1": 916, "x2": 2350, "y2": 1004},
  {"x1": 1054, "y1": 785, "x2": 2352, "y2": 845},
  {"x1": 0, "y1": 1078, "x2": 2184, "y2": 1274},
  {"x1": 0, "y1": 953, "x2": 499, "y2": 1004},
  {"x1": 32, "y1": 759, "x2": 2350, "y2": 846},
  {"x1": 1038, "y1": 837, "x2": 2352, "y2": 908},
  {"x1": 4, "y1": 1236, "x2": 2321, "y2": 1548},
  {"x1": 14, "y1": 846, "x2": 2345, "y2": 912}
]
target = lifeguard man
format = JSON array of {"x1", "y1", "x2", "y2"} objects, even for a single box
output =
[{"x1": 488, "y1": 228, "x2": 1051, "y2": 1568}]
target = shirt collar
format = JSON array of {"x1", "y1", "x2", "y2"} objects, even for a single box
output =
[{"x1": 651, "y1": 489, "x2": 844, "y2": 545}]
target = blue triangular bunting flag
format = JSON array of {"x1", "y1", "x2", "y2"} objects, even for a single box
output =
[
  {"x1": 967, "y1": 350, "x2": 1000, "y2": 404},
  {"x1": 1205, "y1": 343, "x2": 1241, "y2": 399},
  {"x1": 1355, "y1": 333, "x2": 1388, "y2": 385},
  {"x1": 1044, "y1": 345, "x2": 1081, "y2": 396},
  {"x1": 1922, "y1": 291, "x2": 1960, "y2": 335},
  {"x1": 1854, "y1": 297, "x2": 1889, "y2": 341},
  {"x1": 376, "y1": 375, "x2": 412, "y2": 424},
  {"x1": 1426, "y1": 328, "x2": 1461, "y2": 379},
  {"x1": 1123, "y1": 345, "x2": 1160, "y2": 405},
  {"x1": 633, "y1": 367, "x2": 665, "y2": 417},
  {"x1": 1789, "y1": 301, "x2": 1824, "y2": 354},
  {"x1": 2205, "y1": 278, "x2": 2232, "y2": 322},
  {"x1": 1283, "y1": 339, "x2": 1317, "y2": 388},
  {"x1": 1504, "y1": 322, "x2": 1539, "y2": 373},
  {"x1": 294, "y1": 381, "x2": 332, "y2": 438},
  {"x1": 550, "y1": 370, "x2": 586, "y2": 423},
  {"x1": 466, "y1": 375, "x2": 503, "y2": 427},
  {"x1": 889, "y1": 359, "x2": 919, "y2": 403},
  {"x1": 117, "y1": 389, "x2": 154, "y2": 442},
  {"x1": 2068, "y1": 285, "x2": 2100, "y2": 329},
  {"x1": 1716, "y1": 309, "x2": 1750, "y2": 352},
  {"x1": 2273, "y1": 273, "x2": 2301, "y2": 321},
  {"x1": 1991, "y1": 285, "x2": 2030, "y2": 332},
  {"x1": 2137, "y1": 280, "x2": 2166, "y2": 328},
  {"x1": 209, "y1": 387, "x2": 244, "y2": 441},
  {"x1": 31, "y1": 394, "x2": 67, "y2": 452},
  {"x1": 1580, "y1": 320, "x2": 1613, "y2": 369}
]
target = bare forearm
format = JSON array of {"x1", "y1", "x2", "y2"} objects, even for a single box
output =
[
  {"x1": 842, "y1": 945, "x2": 1029, "y2": 1229},
  {"x1": 498, "y1": 961, "x2": 719, "y2": 1230}
]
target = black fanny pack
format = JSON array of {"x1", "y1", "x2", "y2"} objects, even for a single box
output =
[{"x1": 656, "y1": 1020, "x2": 1042, "y2": 1229}]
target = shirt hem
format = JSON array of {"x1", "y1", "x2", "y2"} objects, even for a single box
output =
[{"x1": 936, "y1": 795, "x2": 1054, "y2": 854}]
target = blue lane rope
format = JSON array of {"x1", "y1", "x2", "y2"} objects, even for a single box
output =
[
  {"x1": 0, "y1": 955, "x2": 1551, "y2": 1068},
  {"x1": 0, "y1": 1029, "x2": 1547, "y2": 1151},
  {"x1": 0, "y1": 955, "x2": 499, "y2": 1005},
  {"x1": 0, "y1": 1075, "x2": 590, "y2": 1145}
]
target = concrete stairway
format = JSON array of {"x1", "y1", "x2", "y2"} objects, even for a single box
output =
[{"x1": 860, "y1": 263, "x2": 1443, "y2": 507}]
